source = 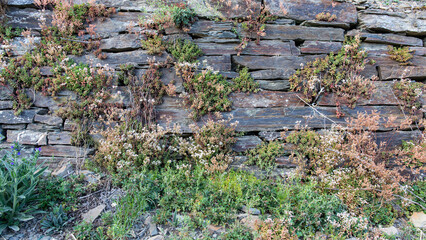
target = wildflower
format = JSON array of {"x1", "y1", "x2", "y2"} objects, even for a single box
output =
[
  {"x1": 17, "y1": 152, "x2": 21, "y2": 156},
  {"x1": 11, "y1": 162, "x2": 14, "y2": 165}
]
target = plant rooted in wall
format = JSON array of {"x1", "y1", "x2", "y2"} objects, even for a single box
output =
[{"x1": 388, "y1": 46, "x2": 413, "y2": 65}]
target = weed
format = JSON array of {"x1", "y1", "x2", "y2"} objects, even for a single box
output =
[
  {"x1": 221, "y1": 222, "x2": 254, "y2": 239},
  {"x1": 388, "y1": 46, "x2": 413, "y2": 65},
  {"x1": 232, "y1": 67, "x2": 259, "y2": 93},
  {"x1": 393, "y1": 79, "x2": 424, "y2": 114},
  {"x1": 315, "y1": 12, "x2": 337, "y2": 22},
  {"x1": 141, "y1": 33, "x2": 166, "y2": 55},
  {"x1": 41, "y1": 205, "x2": 73, "y2": 233},
  {"x1": 0, "y1": 143, "x2": 46, "y2": 234},
  {"x1": 289, "y1": 36, "x2": 375, "y2": 107},
  {"x1": 171, "y1": 5, "x2": 196, "y2": 29},
  {"x1": 167, "y1": 39, "x2": 203, "y2": 63},
  {"x1": 245, "y1": 140, "x2": 284, "y2": 170}
]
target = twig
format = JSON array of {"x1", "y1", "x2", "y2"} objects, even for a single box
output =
[
  {"x1": 322, "y1": 187, "x2": 426, "y2": 211},
  {"x1": 296, "y1": 94, "x2": 338, "y2": 125}
]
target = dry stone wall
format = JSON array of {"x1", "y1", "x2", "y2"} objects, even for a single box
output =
[{"x1": 0, "y1": 0, "x2": 425, "y2": 171}]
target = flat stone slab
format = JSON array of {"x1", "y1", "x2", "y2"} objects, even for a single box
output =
[
  {"x1": 71, "y1": 50, "x2": 170, "y2": 68},
  {"x1": 40, "y1": 145, "x2": 94, "y2": 158},
  {"x1": 0, "y1": 110, "x2": 38, "y2": 124},
  {"x1": 233, "y1": 136, "x2": 262, "y2": 152},
  {"x1": 48, "y1": 132, "x2": 72, "y2": 145},
  {"x1": 300, "y1": 41, "x2": 342, "y2": 54},
  {"x1": 189, "y1": 21, "x2": 234, "y2": 37},
  {"x1": 265, "y1": 0, "x2": 357, "y2": 24},
  {"x1": 6, "y1": 7, "x2": 52, "y2": 30},
  {"x1": 7, "y1": 130, "x2": 47, "y2": 145},
  {"x1": 259, "y1": 25, "x2": 345, "y2": 41},
  {"x1": 196, "y1": 40, "x2": 299, "y2": 56},
  {"x1": 359, "y1": 10, "x2": 426, "y2": 37},
  {"x1": 347, "y1": 30, "x2": 423, "y2": 47},
  {"x1": 256, "y1": 80, "x2": 290, "y2": 91},
  {"x1": 250, "y1": 69, "x2": 296, "y2": 80},
  {"x1": 93, "y1": 11, "x2": 147, "y2": 38},
  {"x1": 34, "y1": 114, "x2": 63, "y2": 126},
  {"x1": 100, "y1": 34, "x2": 142, "y2": 52},
  {"x1": 232, "y1": 55, "x2": 309, "y2": 70},
  {"x1": 198, "y1": 55, "x2": 231, "y2": 71},
  {"x1": 189, "y1": 0, "x2": 261, "y2": 19},
  {"x1": 82, "y1": 204, "x2": 106, "y2": 223}
]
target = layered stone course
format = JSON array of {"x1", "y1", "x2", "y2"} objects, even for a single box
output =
[{"x1": 0, "y1": 0, "x2": 425, "y2": 170}]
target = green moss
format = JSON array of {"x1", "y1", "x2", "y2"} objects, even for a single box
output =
[
  {"x1": 388, "y1": 46, "x2": 413, "y2": 65},
  {"x1": 245, "y1": 141, "x2": 284, "y2": 170},
  {"x1": 167, "y1": 39, "x2": 203, "y2": 63},
  {"x1": 232, "y1": 67, "x2": 259, "y2": 93},
  {"x1": 141, "y1": 34, "x2": 166, "y2": 55}
]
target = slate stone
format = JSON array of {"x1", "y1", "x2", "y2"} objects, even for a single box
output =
[
  {"x1": 347, "y1": 30, "x2": 423, "y2": 47},
  {"x1": 82, "y1": 204, "x2": 106, "y2": 223},
  {"x1": 300, "y1": 41, "x2": 342, "y2": 54},
  {"x1": 259, "y1": 25, "x2": 345, "y2": 41},
  {"x1": 302, "y1": 20, "x2": 350, "y2": 30},
  {"x1": 359, "y1": 11, "x2": 426, "y2": 36},
  {"x1": 7, "y1": 130, "x2": 47, "y2": 145},
  {"x1": 196, "y1": 40, "x2": 299, "y2": 56},
  {"x1": 256, "y1": 80, "x2": 290, "y2": 91},
  {"x1": 40, "y1": 145, "x2": 94, "y2": 157},
  {"x1": 6, "y1": 7, "x2": 52, "y2": 30},
  {"x1": 0, "y1": 110, "x2": 37, "y2": 124},
  {"x1": 48, "y1": 132, "x2": 72, "y2": 145},
  {"x1": 379, "y1": 65, "x2": 426, "y2": 80},
  {"x1": 100, "y1": 34, "x2": 141, "y2": 52},
  {"x1": 0, "y1": 86, "x2": 12, "y2": 100},
  {"x1": 230, "y1": 91, "x2": 304, "y2": 108},
  {"x1": 2, "y1": 124, "x2": 26, "y2": 130},
  {"x1": 93, "y1": 12, "x2": 146, "y2": 38},
  {"x1": 189, "y1": 0, "x2": 261, "y2": 19},
  {"x1": 250, "y1": 69, "x2": 296, "y2": 80},
  {"x1": 64, "y1": 119, "x2": 77, "y2": 131},
  {"x1": 95, "y1": 0, "x2": 155, "y2": 12},
  {"x1": 27, "y1": 123, "x2": 59, "y2": 131},
  {"x1": 0, "y1": 101, "x2": 13, "y2": 110},
  {"x1": 375, "y1": 130, "x2": 422, "y2": 149},
  {"x1": 317, "y1": 82, "x2": 400, "y2": 106},
  {"x1": 2, "y1": 37, "x2": 41, "y2": 56},
  {"x1": 265, "y1": 0, "x2": 357, "y2": 24},
  {"x1": 7, "y1": 0, "x2": 35, "y2": 7},
  {"x1": 199, "y1": 55, "x2": 232, "y2": 71},
  {"x1": 70, "y1": 50, "x2": 170, "y2": 68},
  {"x1": 233, "y1": 136, "x2": 262, "y2": 152},
  {"x1": 410, "y1": 47, "x2": 426, "y2": 56},
  {"x1": 276, "y1": 156, "x2": 297, "y2": 168},
  {"x1": 232, "y1": 55, "x2": 306, "y2": 70},
  {"x1": 188, "y1": 21, "x2": 234, "y2": 37},
  {"x1": 34, "y1": 114, "x2": 63, "y2": 126}
]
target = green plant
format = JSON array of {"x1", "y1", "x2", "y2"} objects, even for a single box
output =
[
  {"x1": 221, "y1": 222, "x2": 254, "y2": 239},
  {"x1": 0, "y1": 25, "x2": 23, "y2": 44},
  {"x1": 183, "y1": 70, "x2": 232, "y2": 119},
  {"x1": 141, "y1": 33, "x2": 166, "y2": 55},
  {"x1": 0, "y1": 143, "x2": 47, "y2": 233},
  {"x1": 289, "y1": 36, "x2": 375, "y2": 107},
  {"x1": 167, "y1": 39, "x2": 203, "y2": 63},
  {"x1": 245, "y1": 141, "x2": 284, "y2": 170},
  {"x1": 393, "y1": 79, "x2": 424, "y2": 114},
  {"x1": 171, "y1": 5, "x2": 196, "y2": 29},
  {"x1": 232, "y1": 67, "x2": 259, "y2": 93},
  {"x1": 387, "y1": 46, "x2": 413, "y2": 65},
  {"x1": 41, "y1": 205, "x2": 73, "y2": 233}
]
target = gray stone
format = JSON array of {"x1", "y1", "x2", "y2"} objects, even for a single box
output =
[
  {"x1": 242, "y1": 205, "x2": 261, "y2": 215},
  {"x1": 2, "y1": 37, "x2": 41, "y2": 56},
  {"x1": 379, "y1": 226, "x2": 399, "y2": 236},
  {"x1": 145, "y1": 216, "x2": 159, "y2": 236},
  {"x1": 265, "y1": 0, "x2": 357, "y2": 24},
  {"x1": 230, "y1": 91, "x2": 304, "y2": 108},
  {"x1": 199, "y1": 55, "x2": 231, "y2": 71},
  {"x1": 2, "y1": 124, "x2": 26, "y2": 130},
  {"x1": 189, "y1": 0, "x2": 261, "y2": 19},
  {"x1": 34, "y1": 114, "x2": 63, "y2": 126},
  {"x1": 6, "y1": 7, "x2": 52, "y2": 30},
  {"x1": 7, "y1": 0, "x2": 35, "y2": 7},
  {"x1": 259, "y1": 25, "x2": 345, "y2": 41},
  {"x1": 0, "y1": 86, "x2": 12, "y2": 100},
  {"x1": 100, "y1": 34, "x2": 141, "y2": 52},
  {"x1": 250, "y1": 69, "x2": 295, "y2": 80},
  {"x1": 7, "y1": 130, "x2": 47, "y2": 145},
  {"x1": 48, "y1": 132, "x2": 72, "y2": 145},
  {"x1": 93, "y1": 12, "x2": 145, "y2": 38},
  {"x1": 196, "y1": 40, "x2": 299, "y2": 56},
  {"x1": 359, "y1": 11, "x2": 426, "y2": 36},
  {"x1": 256, "y1": 80, "x2": 290, "y2": 91},
  {"x1": 300, "y1": 41, "x2": 342, "y2": 54},
  {"x1": 81, "y1": 170, "x2": 100, "y2": 184},
  {"x1": 52, "y1": 163, "x2": 73, "y2": 178},
  {"x1": 64, "y1": 119, "x2": 77, "y2": 131},
  {"x1": 0, "y1": 101, "x2": 13, "y2": 110},
  {"x1": 302, "y1": 20, "x2": 350, "y2": 30},
  {"x1": 0, "y1": 110, "x2": 37, "y2": 124},
  {"x1": 188, "y1": 21, "x2": 234, "y2": 37},
  {"x1": 95, "y1": 0, "x2": 155, "y2": 12},
  {"x1": 26, "y1": 123, "x2": 59, "y2": 131},
  {"x1": 82, "y1": 204, "x2": 106, "y2": 223},
  {"x1": 348, "y1": 30, "x2": 423, "y2": 47},
  {"x1": 233, "y1": 55, "x2": 306, "y2": 70},
  {"x1": 233, "y1": 136, "x2": 262, "y2": 152}
]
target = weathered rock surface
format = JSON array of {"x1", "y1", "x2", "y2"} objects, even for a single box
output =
[
  {"x1": 34, "y1": 114, "x2": 63, "y2": 126},
  {"x1": 300, "y1": 41, "x2": 342, "y2": 54},
  {"x1": 261, "y1": 25, "x2": 345, "y2": 41},
  {"x1": 82, "y1": 204, "x2": 106, "y2": 223},
  {"x1": 410, "y1": 212, "x2": 426, "y2": 228},
  {"x1": 233, "y1": 136, "x2": 262, "y2": 152},
  {"x1": 6, "y1": 7, "x2": 52, "y2": 30},
  {"x1": 48, "y1": 132, "x2": 72, "y2": 145},
  {"x1": 7, "y1": 130, "x2": 47, "y2": 145},
  {"x1": 196, "y1": 40, "x2": 299, "y2": 56},
  {"x1": 0, "y1": 110, "x2": 38, "y2": 124},
  {"x1": 348, "y1": 30, "x2": 423, "y2": 46},
  {"x1": 101, "y1": 34, "x2": 141, "y2": 51},
  {"x1": 40, "y1": 145, "x2": 94, "y2": 158}
]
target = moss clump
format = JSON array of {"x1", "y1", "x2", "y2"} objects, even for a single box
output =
[
  {"x1": 141, "y1": 33, "x2": 166, "y2": 55},
  {"x1": 388, "y1": 46, "x2": 413, "y2": 65},
  {"x1": 167, "y1": 39, "x2": 203, "y2": 63},
  {"x1": 245, "y1": 140, "x2": 284, "y2": 170},
  {"x1": 393, "y1": 79, "x2": 424, "y2": 114},
  {"x1": 232, "y1": 67, "x2": 259, "y2": 93}
]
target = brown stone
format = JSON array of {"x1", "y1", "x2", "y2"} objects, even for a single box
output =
[
  {"x1": 265, "y1": 0, "x2": 357, "y2": 24},
  {"x1": 300, "y1": 41, "x2": 342, "y2": 54},
  {"x1": 379, "y1": 65, "x2": 426, "y2": 80},
  {"x1": 40, "y1": 145, "x2": 94, "y2": 158},
  {"x1": 7, "y1": 130, "x2": 47, "y2": 145},
  {"x1": 375, "y1": 131, "x2": 422, "y2": 149}
]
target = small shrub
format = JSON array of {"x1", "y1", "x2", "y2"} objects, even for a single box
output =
[
  {"x1": 393, "y1": 79, "x2": 424, "y2": 114},
  {"x1": 41, "y1": 205, "x2": 73, "y2": 233},
  {"x1": 315, "y1": 12, "x2": 337, "y2": 22},
  {"x1": 254, "y1": 218, "x2": 297, "y2": 240},
  {"x1": 167, "y1": 39, "x2": 203, "y2": 63},
  {"x1": 388, "y1": 46, "x2": 413, "y2": 65},
  {"x1": 245, "y1": 140, "x2": 284, "y2": 170},
  {"x1": 0, "y1": 25, "x2": 23, "y2": 44},
  {"x1": 0, "y1": 143, "x2": 47, "y2": 234},
  {"x1": 183, "y1": 70, "x2": 232, "y2": 119},
  {"x1": 171, "y1": 5, "x2": 196, "y2": 29},
  {"x1": 141, "y1": 33, "x2": 166, "y2": 55},
  {"x1": 289, "y1": 36, "x2": 375, "y2": 107},
  {"x1": 221, "y1": 222, "x2": 254, "y2": 239},
  {"x1": 232, "y1": 67, "x2": 259, "y2": 93}
]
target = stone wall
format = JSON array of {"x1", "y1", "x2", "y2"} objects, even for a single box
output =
[{"x1": 1, "y1": 0, "x2": 425, "y2": 170}]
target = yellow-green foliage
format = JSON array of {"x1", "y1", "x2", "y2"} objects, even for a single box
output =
[
  {"x1": 245, "y1": 141, "x2": 284, "y2": 170},
  {"x1": 232, "y1": 67, "x2": 259, "y2": 93},
  {"x1": 388, "y1": 46, "x2": 413, "y2": 65},
  {"x1": 141, "y1": 34, "x2": 166, "y2": 55},
  {"x1": 315, "y1": 12, "x2": 337, "y2": 22},
  {"x1": 167, "y1": 39, "x2": 203, "y2": 63},
  {"x1": 393, "y1": 79, "x2": 424, "y2": 114}
]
